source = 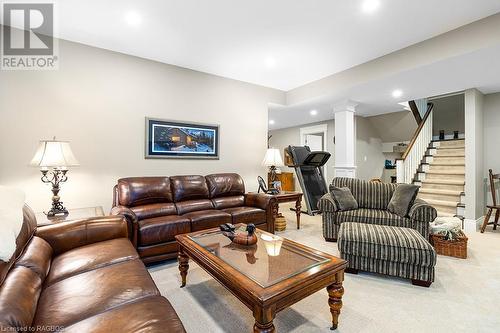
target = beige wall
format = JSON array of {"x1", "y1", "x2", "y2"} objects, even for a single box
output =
[
  {"x1": 0, "y1": 39, "x2": 285, "y2": 212},
  {"x1": 355, "y1": 117, "x2": 386, "y2": 181},
  {"x1": 483, "y1": 92, "x2": 500, "y2": 206},
  {"x1": 432, "y1": 94, "x2": 465, "y2": 137},
  {"x1": 365, "y1": 110, "x2": 417, "y2": 142}
]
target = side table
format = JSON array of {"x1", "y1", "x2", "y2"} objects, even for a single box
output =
[
  {"x1": 35, "y1": 206, "x2": 105, "y2": 227},
  {"x1": 271, "y1": 191, "x2": 303, "y2": 231}
]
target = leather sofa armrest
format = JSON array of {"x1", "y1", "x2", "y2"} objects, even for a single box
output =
[
  {"x1": 36, "y1": 216, "x2": 128, "y2": 256},
  {"x1": 317, "y1": 193, "x2": 339, "y2": 212},
  {"x1": 409, "y1": 198, "x2": 437, "y2": 223},
  {"x1": 110, "y1": 205, "x2": 139, "y2": 247},
  {"x1": 245, "y1": 193, "x2": 278, "y2": 234},
  {"x1": 245, "y1": 193, "x2": 276, "y2": 210}
]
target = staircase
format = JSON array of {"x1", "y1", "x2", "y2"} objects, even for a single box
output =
[{"x1": 414, "y1": 139, "x2": 465, "y2": 217}]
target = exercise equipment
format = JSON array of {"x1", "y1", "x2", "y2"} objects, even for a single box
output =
[{"x1": 285, "y1": 145, "x2": 331, "y2": 215}]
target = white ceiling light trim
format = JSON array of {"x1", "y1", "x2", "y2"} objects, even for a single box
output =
[
  {"x1": 124, "y1": 11, "x2": 142, "y2": 26},
  {"x1": 361, "y1": 0, "x2": 381, "y2": 14}
]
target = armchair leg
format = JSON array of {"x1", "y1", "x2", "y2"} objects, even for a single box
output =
[
  {"x1": 481, "y1": 208, "x2": 493, "y2": 233},
  {"x1": 494, "y1": 210, "x2": 500, "y2": 230}
]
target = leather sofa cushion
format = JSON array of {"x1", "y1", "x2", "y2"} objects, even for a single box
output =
[
  {"x1": 175, "y1": 199, "x2": 214, "y2": 215},
  {"x1": 118, "y1": 177, "x2": 172, "y2": 206},
  {"x1": 139, "y1": 216, "x2": 191, "y2": 246},
  {"x1": 137, "y1": 242, "x2": 178, "y2": 259},
  {"x1": 170, "y1": 175, "x2": 209, "y2": 202},
  {"x1": 0, "y1": 266, "x2": 42, "y2": 330},
  {"x1": 222, "y1": 206, "x2": 266, "y2": 225},
  {"x1": 62, "y1": 296, "x2": 186, "y2": 333},
  {"x1": 15, "y1": 236, "x2": 52, "y2": 281},
  {"x1": 131, "y1": 203, "x2": 177, "y2": 220},
  {"x1": 182, "y1": 210, "x2": 232, "y2": 231},
  {"x1": 34, "y1": 259, "x2": 159, "y2": 328},
  {"x1": 212, "y1": 195, "x2": 245, "y2": 209},
  {"x1": 45, "y1": 238, "x2": 138, "y2": 287},
  {"x1": 206, "y1": 173, "x2": 245, "y2": 198}
]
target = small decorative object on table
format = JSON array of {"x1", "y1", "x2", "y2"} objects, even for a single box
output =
[
  {"x1": 220, "y1": 223, "x2": 257, "y2": 246},
  {"x1": 262, "y1": 148, "x2": 284, "y2": 191},
  {"x1": 430, "y1": 216, "x2": 467, "y2": 259},
  {"x1": 30, "y1": 137, "x2": 80, "y2": 217}
]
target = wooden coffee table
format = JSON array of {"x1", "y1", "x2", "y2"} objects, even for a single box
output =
[{"x1": 176, "y1": 225, "x2": 347, "y2": 332}]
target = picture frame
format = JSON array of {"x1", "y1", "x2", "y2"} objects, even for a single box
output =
[{"x1": 145, "y1": 117, "x2": 220, "y2": 159}]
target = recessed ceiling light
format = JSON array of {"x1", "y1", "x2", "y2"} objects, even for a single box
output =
[
  {"x1": 392, "y1": 89, "x2": 403, "y2": 98},
  {"x1": 265, "y1": 57, "x2": 276, "y2": 68},
  {"x1": 310, "y1": 110, "x2": 318, "y2": 116},
  {"x1": 269, "y1": 120, "x2": 275, "y2": 125},
  {"x1": 124, "y1": 11, "x2": 142, "y2": 26},
  {"x1": 362, "y1": 0, "x2": 380, "y2": 13}
]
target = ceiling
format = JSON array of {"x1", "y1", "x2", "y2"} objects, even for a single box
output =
[
  {"x1": 3, "y1": 0, "x2": 500, "y2": 91},
  {"x1": 269, "y1": 42, "x2": 500, "y2": 130}
]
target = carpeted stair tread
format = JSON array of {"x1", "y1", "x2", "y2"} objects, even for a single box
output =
[
  {"x1": 419, "y1": 188, "x2": 462, "y2": 196},
  {"x1": 420, "y1": 198, "x2": 458, "y2": 207},
  {"x1": 421, "y1": 179, "x2": 465, "y2": 185}
]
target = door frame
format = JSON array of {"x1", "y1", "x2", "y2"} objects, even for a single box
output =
[{"x1": 299, "y1": 123, "x2": 328, "y2": 181}]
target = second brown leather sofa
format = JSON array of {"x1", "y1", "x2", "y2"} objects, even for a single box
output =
[
  {"x1": 111, "y1": 173, "x2": 277, "y2": 264},
  {"x1": 0, "y1": 205, "x2": 185, "y2": 333}
]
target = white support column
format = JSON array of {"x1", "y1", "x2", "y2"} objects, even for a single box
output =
[{"x1": 334, "y1": 100, "x2": 357, "y2": 178}]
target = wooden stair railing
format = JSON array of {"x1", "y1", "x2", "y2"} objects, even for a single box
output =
[{"x1": 396, "y1": 102, "x2": 434, "y2": 184}]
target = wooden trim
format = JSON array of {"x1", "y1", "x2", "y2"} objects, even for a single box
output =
[
  {"x1": 408, "y1": 100, "x2": 422, "y2": 124},
  {"x1": 401, "y1": 102, "x2": 434, "y2": 160}
]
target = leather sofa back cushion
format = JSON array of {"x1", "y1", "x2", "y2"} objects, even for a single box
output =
[
  {"x1": 175, "y1": 200, "x2": 213, "y2": 215},
  {"x1": 212, "y1": 196, "x2": 245, "y2": 209},
  {"x1": 170, "y1": 175, "x2": 209, "y2": 202},
  {"x1": 118, "y1": 177, "x2": 172, "y2": 207},
  {"x1": 0, "y1": 266, "x2": 42, "y2": 329},
  {"x1": 131, "y1": 203, "x2": 177, "y2": 220},
  {"x1": 205, "y1": 173, "x2": 245, "y2": 198}
]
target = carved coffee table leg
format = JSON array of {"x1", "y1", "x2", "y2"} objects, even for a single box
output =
[
  {"x1": 253, "y1": 306, "x2": 276, "y2": 333},
  {"x1": 295, "y1": 197, "x2": 302, "y2": 229},
  {"x1": 178, "y1": 248, "x2": 189, "y2": 288},
  {"x1": 327, "y1": 272, "x2": 345, "y2": 330}
]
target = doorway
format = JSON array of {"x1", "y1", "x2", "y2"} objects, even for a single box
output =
[{"x1": 300, "y1": 124, "x2": 328, "y2": 181}]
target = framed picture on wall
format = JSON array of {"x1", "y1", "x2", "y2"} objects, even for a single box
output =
[{"x1": 145, "y1": 117, "x2": 220, "y2": 159}]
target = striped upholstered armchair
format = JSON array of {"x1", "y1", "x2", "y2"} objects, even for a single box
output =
[{"x1": 318, "y1": 177, "x2": 437, "y2": 241}]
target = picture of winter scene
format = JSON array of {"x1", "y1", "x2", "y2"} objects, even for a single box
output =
[{"x1": 147, "y1": 119, "x2": 219, "y2": 159}]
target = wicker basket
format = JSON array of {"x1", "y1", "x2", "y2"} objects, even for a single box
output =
[{"x1": 430, "y1": 231, "x2": 468, "y2": 259}]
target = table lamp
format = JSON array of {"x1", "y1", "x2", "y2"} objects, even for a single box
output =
[
  {"x1": 30, "y1": 137, "x2": 79, "y2": 217},
  {"x1": 262, "y1": 148, "x2": 284, "y2": 185}
]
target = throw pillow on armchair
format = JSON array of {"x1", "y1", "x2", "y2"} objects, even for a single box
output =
[
  {"x1": 330, "y1": 186, "x2": 358, "y2": 211},
  {"x1": 387, "y1": 184, "x2": 420, "y2": 217}
]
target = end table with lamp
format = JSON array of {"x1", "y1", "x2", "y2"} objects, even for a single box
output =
[
  {"x1": 262, "y1": 148, "x2": 303, "y2": 231},
  {"x1": 30, "y1": 137, "x2": 80, "y2": 217}
]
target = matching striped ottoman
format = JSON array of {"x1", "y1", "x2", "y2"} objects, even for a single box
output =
[{"x1": 338, "y1": 222, "x2": 437, "y2": 287}]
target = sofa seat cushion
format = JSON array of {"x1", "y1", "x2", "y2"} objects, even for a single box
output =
[
  {"x1": 138, "y1": 216, "x2": 191, "y2": 246},
  {"x1": 182, "y1": 210, "x2": 232, "y2": 231},
  {"x1": 34, "y1": 259, "x2": 159, "y2": 328},
  {"x1": 45, "y1": 238, "x2": 139, "y2": 287},
  {"x1": 333, "y1": 208, "x2": 411, "y2": 228},
  {"x1": 63, "y1": 296, "x2": 186, "y2": 333},
  {"x1": 222, "y1": 206, "x2": 266, "y2": 225},
  {"x1": 338, "y1": 222, "x2": 436, "y2": 267}
]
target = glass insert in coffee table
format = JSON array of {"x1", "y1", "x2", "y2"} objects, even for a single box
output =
[{"x1": 188, "y1": 226, "x2": 330, "y2": 288}]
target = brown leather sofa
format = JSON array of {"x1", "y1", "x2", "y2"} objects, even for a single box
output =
[
  {"x1": 0, "y1": 205, "x2": 186, "y2": 333},
  {"x1": 111, "y1": 173, "x2": 277, "y2": 264}
]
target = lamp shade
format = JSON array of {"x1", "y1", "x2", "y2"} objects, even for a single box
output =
[
  {"x1": 262, "y1": 148, "x2": 284, "y2": 167},
  {"x1": 30, "y1": 139, "x2": 80, "y2": 168}
]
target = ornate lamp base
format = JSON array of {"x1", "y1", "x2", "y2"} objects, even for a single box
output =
[{"x1": 40, "y1": 169, "x2": 70, "y2": 217}]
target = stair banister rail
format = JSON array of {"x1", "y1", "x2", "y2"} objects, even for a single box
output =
[{"x1": 396, "y1": 103, "x2": 434, "y2": 184}]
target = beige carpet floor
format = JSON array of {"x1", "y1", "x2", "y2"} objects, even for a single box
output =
[{"x1": 149, "y1": 203, "x2": 500, "y2": 333}]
